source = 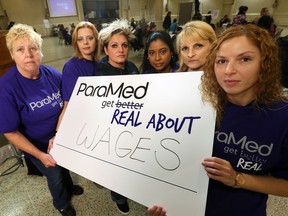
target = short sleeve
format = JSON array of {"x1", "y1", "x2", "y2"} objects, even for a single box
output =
[
  {"x1": 0, "y1": 94, "x2": 20, "y2": 133},
  {"x1": 62, "y1": 62, "x2": 79, "y2": 101}
]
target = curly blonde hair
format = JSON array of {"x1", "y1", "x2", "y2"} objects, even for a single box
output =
[
  {"x1": 98, "y1": 19, "x2": 135, "y2": 56},
  {"x1": 6, "y1": 23, "x2": 43, "y2": 54},
  {"x1": 201, "y1": 24, "x2": 285, "y2": 127},
  {"x1": 176, "y1": 21, "x2": 216, "y2": 72},
  {"x1": 72, "y1": 21, "x2": 100, "y2": 61}
]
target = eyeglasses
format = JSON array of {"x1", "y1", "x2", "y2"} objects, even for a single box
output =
[{"x1": 77, "y1": 35, "x2": 95, "y2": 43}]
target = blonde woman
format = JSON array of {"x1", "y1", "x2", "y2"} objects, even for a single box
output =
[
  {"x1": 97, "y1": 19, "x2": 138, "y2": 215},
  {"x1": 97, "y1": 19, "x2": 138, "y2": 76},
  {"x1": 149, "y1": 24, "x2": 288, "y2": 216},
  {"x1": 61, "y1": 21, "x2": 100, "y2": 112},
  {"x1": 50, "y1": 21, "x2": 100, "y2": 161},
  {"x1": 176, "y1": 20, "x2": 216, "y2": 72},
  {"x1": 0, "y1": 24, "x2": 83, "y2": 216}
]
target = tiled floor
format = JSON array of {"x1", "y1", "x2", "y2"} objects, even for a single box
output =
[
  {"x1": 0, "y1": 157, "x2": 147, "y2": 216},
  {"x1": 1, "y1": 36, "x2": 288, "y2": 216}
]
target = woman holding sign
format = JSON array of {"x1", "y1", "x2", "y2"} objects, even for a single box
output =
[
  {"x1": 0, "y1": 24, "x2": 82, "y2": 216},
  {"x1": 97, "y1": 18, "x2": 139, "y2": 215},
  {"x1": 50, "y1": 21, "x2": 102, "y2": 198},
  {"x1": 55, "y1": 21, "x2": 100, "y2": 129},
  {"x1": 149, "y1": 24, "x2": 288, "y2": 216},
  {"x1": 175, "y1": 21, "x2": 216, "y2": 72}
]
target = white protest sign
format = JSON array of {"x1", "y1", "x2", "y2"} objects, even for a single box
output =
[{"x1": 50, "y1": 72, "x2": 216, "y2": 215}]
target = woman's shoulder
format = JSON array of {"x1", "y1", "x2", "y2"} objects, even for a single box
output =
[
  {"x1": 0, "y1": 66, "x2": 18, "y2": 92},
  {"x1": 172, "y1": 63, "x2": 180, "y2": 72},
  {"x1": 40, "y1": 65, "x2": 61, "y2": 80},
  {"x1": 0, "y1": 65, "x2": 17, "y2": 80},
  {"x1": 65, "y1": 56, "x2": 78, "y2": 63},
  {"x1": 64, "y1": 56, "x2": 88, "y2": 67},
  {"x1": 40, "y1": 64, "x2": 60, "y2": 73},
  {"x1": 126, "y1": 60, "x2": 137, "y2": 67},
  {"x1": 126, "y1": 60, "x2": 139, "y2": 74},
  {"x1": 268, "y1": 100, "x2": 288, "y2": 112}
]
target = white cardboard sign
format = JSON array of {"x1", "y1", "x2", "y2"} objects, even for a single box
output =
[{"x1": 51, "y1": 72, "x2": 216, "y2": 215}]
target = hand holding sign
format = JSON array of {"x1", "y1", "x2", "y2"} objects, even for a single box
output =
[{"x1": 50, "y1": 72, "x2": 216, "y2": 215}]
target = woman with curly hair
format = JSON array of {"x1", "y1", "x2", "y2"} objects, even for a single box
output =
[{"x1": 148, "y1": 24, "x2": 288, "y2": 216}]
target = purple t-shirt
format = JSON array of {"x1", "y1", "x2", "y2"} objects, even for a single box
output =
[
  {"x1": 205, "y1": 101, "x2": 288, "y2": 216},
  {"x1": 62, "y1": 57, "x2": 98, "y2": 101},
  {"x1": 0, "y1": 65, "x2": 63, "y2": 158}
]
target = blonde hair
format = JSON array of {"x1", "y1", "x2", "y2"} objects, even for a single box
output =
[
  {"x1": 98, "y1": 19, "x2": 135, "y2": 55},
  {"x1": 176, "y1": 21, "x2": 216, "y2": 72},
  {"x1": 72, "y1": 21, "x2": 100, "y2": 61},
  {"x1": 6, "y1": 23, "x2": 43, "y2": 53}
]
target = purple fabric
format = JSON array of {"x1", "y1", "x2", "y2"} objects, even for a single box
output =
[
  {"x1": 206, "y1": 101, "x2": 288, "y2": 215},
  {"x1": 62, "y1": 57, "x2": 98, "y2": 101},
  {"x1": 0, "y1": 65, "x2": 62, "y2": 157}
]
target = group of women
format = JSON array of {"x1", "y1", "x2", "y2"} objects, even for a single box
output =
[{"x1": 1, "y1": 16, "x2": 288, "y2": 216}]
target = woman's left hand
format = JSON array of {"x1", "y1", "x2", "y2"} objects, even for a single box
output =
[{"x1": 202, "y1": 157, "x2": 237, "y2": 187}]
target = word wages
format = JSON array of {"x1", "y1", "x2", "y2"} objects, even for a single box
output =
[{"x1": 76, "y1": 123, "x2": 181, "y2": 171}]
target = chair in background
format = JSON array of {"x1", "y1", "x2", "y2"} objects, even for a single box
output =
[{"x1": 0, "y1": 134, "x2": 24, "y2": 177}]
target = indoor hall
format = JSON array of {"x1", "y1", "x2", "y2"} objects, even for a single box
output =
[
  {"x1": 0, "y1": 35, "x2": 288, "y2": 216},
  {"x1": 1, "y1": 0, "x2": 288, "y2": 215}
]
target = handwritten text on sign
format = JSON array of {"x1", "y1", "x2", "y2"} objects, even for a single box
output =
[{"x1": 51, "y1": 72, "x2": 216, "y2": 215}]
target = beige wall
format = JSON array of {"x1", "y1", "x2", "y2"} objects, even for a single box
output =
[
  {"x1": 0, "y1": 0, "x2": 287, "y2": 36},
  {"x1": 0, "y1": 0, "x2": 46, "y2": 26},
  {"x1": 0, "y1": 0, "x2": 83, "y2": 36}
]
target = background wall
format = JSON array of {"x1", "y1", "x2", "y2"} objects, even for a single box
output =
[
  {"x1": 0, "y1": 0, "x2": 84, "y2": 36},
  {"x1": 0, "y1": 0, "x2": 287, "y2": 37}
]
